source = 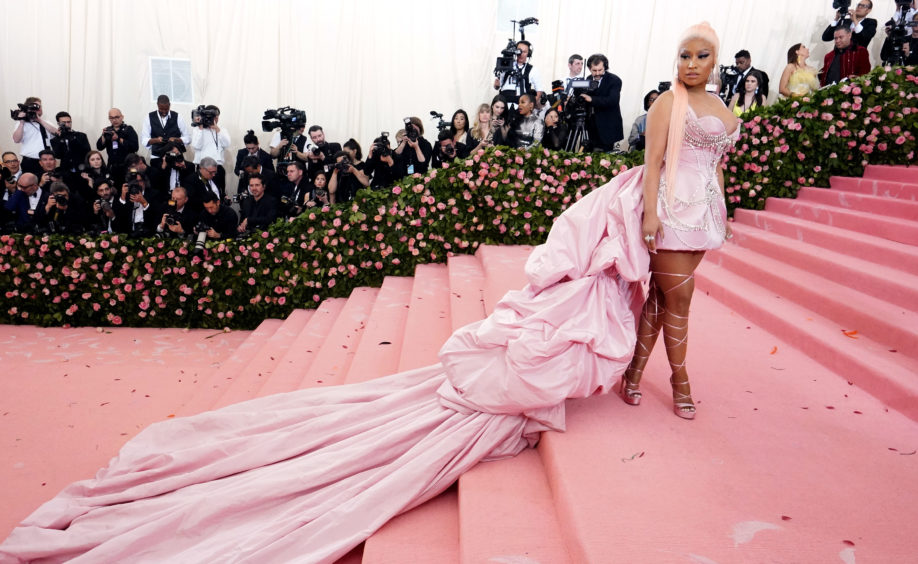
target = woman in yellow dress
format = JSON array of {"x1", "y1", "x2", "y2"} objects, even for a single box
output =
[
  {"x1": 728, "y1": 70, "x2": 766, "y2": 116},
  {"x1": 779, "y1": 43, "x2": 820, "y2": 98}
]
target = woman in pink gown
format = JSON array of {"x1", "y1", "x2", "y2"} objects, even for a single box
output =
[{"x1": 0, "y1": 23, "x2": 738, "y2": 564}]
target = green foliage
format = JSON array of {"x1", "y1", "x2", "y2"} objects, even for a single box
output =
[{"x1": 1, "y1": 66, "x2": 915, "y2": 329}]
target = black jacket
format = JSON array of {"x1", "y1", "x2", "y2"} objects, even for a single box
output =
[
  {"x1": 240, "y1": 194, "x2": 278, "y2": 231},
  {"x1": 822, "y1": 18, "x2": 877, "y2": 48},
  {"x1": 51, "y1": 131, "x2": 92, "y2": 173},
  {"x1": 234, "y1": 148, "x2": 275, "y2": 176},
  {"x1": 587, "y1": 72, "x2": 625, "y2": 149},
  {"x1": 96, "y1": 124, "x2": 139, "y2": 166},
  {"x1": 198, "y1": 205, "x2": 239, "y2": 238}
]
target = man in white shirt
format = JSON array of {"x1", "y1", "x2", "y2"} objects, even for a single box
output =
[
  {"x1": 494, "y1": 41, "x2": 542, "y2": 111},
  {"x1": 11, "y1": 97, "x2": 59, "y2": 176},
  {"x1": 559, "y1": 54, "x2": 584, "y2": 97},
  {"x1": 190, "y1": 105, "x2": 231, "y2": 191},
  {"x1": 141, "y1": 95, "x2": 191, "y2": 168}
]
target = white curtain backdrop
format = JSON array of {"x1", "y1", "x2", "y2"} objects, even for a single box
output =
[{"x1": 0, "y1": 0, "x2": 900, "y2": 192}]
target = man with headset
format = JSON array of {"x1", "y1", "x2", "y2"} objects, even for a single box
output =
[
  {"x1": 579, "y1": 53, "x2": 624, "y2": 152},
  {"x1": 494, "y1": 40, "x2": 542, "y2": 111}
]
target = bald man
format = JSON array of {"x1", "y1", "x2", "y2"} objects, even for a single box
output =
[
  {"x1": 96, "y1": 107, "x2": 139, "y2": 171},
  {"x1": 4, "y1": 172, "x2": 45, "y2": 230}
]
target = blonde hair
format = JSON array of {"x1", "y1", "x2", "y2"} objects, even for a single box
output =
[
  {"x1": 471, "y1": 103, "x2": 491, "y2": 141},
  {"x1": 665, "y1": 22, "x2": 720, "y2": 205}
]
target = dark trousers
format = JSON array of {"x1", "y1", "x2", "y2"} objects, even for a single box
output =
[{"x1": 20, "y1": 156, "x2": 42, "y2": 176}]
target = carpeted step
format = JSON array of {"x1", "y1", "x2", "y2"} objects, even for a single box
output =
[
  {"x1": 397, "y1": 263, "x2": 453, "y2": 370},
  {"x1": 0, "y1": 326, "x2": 251, "y2": 538},
  {"x1": 209, "y1": 311, "x2": 314, "y2": 409},
  {"x1": 256, "y1": 298, "x2": 348, "y2": 397},
  {"x1": 695, "y1": 260, "x2": 918, "y2": 421},
  {"x1": 729, "y1": 223, "x2": 918, "y2": 312},
  {"x1": 796, "y1": 186, "x2": 918, "y2": 220},
  {"x1": 536, "y1": 288, "x2": 918, "y2": 562},
  {"x1": 360, "y1": 490, "x2": 459, "y2": 564},
  {"x1": 175, "y1": 319, "x2": 284, "y2": 417},
  {"x1": 294, "y1": 287, "x2": 379, "y2": 389},
  {"x1": 362, "y1": 264, "x2": 457, "y2": 564},
  {"x1": 732, "y1": 208, "x2": 918, "y2": 272},
  {"x1": 477, "y1": 244, "x2": 534, "y2": 312},
  {"x1": 446, "y1": 254, "x2": 487, "y2": 332},
  {"x1": 706, "y1": 244, "x2": 918, "y2": 362},
  {"x1": 764, "y1": 197, "x2": 918, "y2": 246},
  {"x1": 344, "y1": 276, "x2": 414, "y2": 385},
  {"x1": 829, "y1": 176, "x2": 918, "y2": 201},
  {"x1": 862, "y1": 164, "x2": 918, "y2": 183}
]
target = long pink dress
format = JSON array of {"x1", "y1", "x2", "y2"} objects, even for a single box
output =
[{"x1": 0, "y1": 110, "x2": 736, "y2": 564}]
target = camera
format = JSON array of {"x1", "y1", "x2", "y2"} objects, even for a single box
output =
[
  {"x1": 315, "y1": 188, "x2": 328, "y2": 201},
  {"x1": 191, "y1": 105, "x2": 219, "y2": 128},
  {"x1": 718, "y1": 65, "x2": 741, "y2": 103},
  {"x1": 403, "y1": 118, "x2": 419, "y2": 142},
  {"x1": 262, "y1": 106, "x2": 307, "y2": 136},
  {"x1": 95, "y1": 198, "x2": 113, "y2": 215},
  {"x1": 334, "y1": 156, "x2": 351, "y2": 174},
  {"x1": 833, "y1": 0, "x2": 851, "y2": 15},
  {"x1": 57, "y1": 122, "x2": 74, "y2": 140},
  {"x1": 10, "y1": 102, "x2": 40, "y2": 121},
  {"x1": 493, "y1": 17, "x2": 538, "y2": 78},
  {"x1": 430, "y1": 111, "x2": 450, "y2": 132},
  {"x1": 52, "y1": 194, "x2": 68, "y2": 207},
  {"x1": 658, "y1": 81, "x2": 672, "y2": 92},
  {"x1": 77, "y1": 163, "x2": 100, "y2": 179},
  {"x1": 164, "y1": 214, "x2": 180, "y2": 226},
  {"x1": 164, "y1": 152, "x2": 183, "y2": 167},
  {"x1": 193, "y1": 221, "x2": 210, "y2": 255},
  {"x1": 231, "y1": 192, "x2": 250, "y2": 204},
  {"x1": 544, "y1": 80, "x2": 565, "y2": 107},
  {"x1": 440, "y1": 143, "x2": 457, "y2": 159},
  {"x1": 102, "y1": 124, "x2": 120, "y2": 137},
  {"x1": 373, "y1": 131, "x2": 391, "y2": 158},
  {"x1": 1, "y1": 167, "x2": 12, "y2": 184},
  {"x1": 127, "y1": 179, "x2": 144, "y2": 196}
]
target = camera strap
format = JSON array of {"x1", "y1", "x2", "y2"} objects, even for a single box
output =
[{"x1": 36, "y1": 123, "x2": 50, "y2": 150}]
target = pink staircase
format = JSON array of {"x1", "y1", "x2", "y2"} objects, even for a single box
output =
[{"x1": 3, "y1": 165, "x2": 918, "y2": 562}]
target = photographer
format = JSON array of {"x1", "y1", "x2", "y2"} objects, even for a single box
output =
[
  {"x1": 328, "y1": 142, "x2": 370, "y2": 204},
  {"x1": 50, "y1": 112, "x2": 92, "y2": 192},
  {"x1": 4, "y1": 173, "x2": 43, "y2": 231},
  {"x1": 394, "y1": 117, "x2": 432, "y2": 177},
  {"x1": 197, "y1": 191, "x2": 239, "y2": 239},
  {"x1": 282, "y1": 161, "x2": 312, "y2": 217},
  {"x1": 237, "y1": 173, "x2": 277, "y2": 234},
  {"x1": 156, "y1": 186, "x2": 196, "y2": 237},
  {"x1": 115, "y1": 170, "x2": 161, "y2": 237},
  {"x1": 579, "y1": 53, "x2": 624, "y2": 152},
  {"x1": 431, "y1": 131, "x2": 463, "y2": 169},
  {"x1": 11, "y1": 96, "x2": 58, "y2": 176},
  {"x1": 305, "y1": 125, "x2": 342, "y2": 174},
  {"x1": 36, "y1": 150, "x2": 62, "y2": 192},
  {"x1": 234, "y1": 130, "x2": 274, "y2": 177},
  {"x1": 190, "y1": 105, "x2": 230, "y2": 191},
  {"x1": 238, "y1": 155, "x2": 283, "y2": 199},
  {"x1": 35, "y1": 183, "x2": 87, "y2": 234},
  {"x1": 149, "y1": 142, "x2": 193, "y2": 195},
  {"x1": 91, "y1": 177, "x2": 118, "y2": 234},
  {"x1": 820, "y1": 26, "x2": 872, "y2": 85},
  {"x1": 366, "y1": 131, "x2": 398, "y2": 189},
  {"x1": 2, "y1": 153, "x2": 22, "y2": 211},
  {"x1": 269, "y1": 123, "x2": 308, "y2": 165},
  {"x1": 183, "y1": 157, "x2": 224, "y2": 217},
  {"x1": 493, "y1": 40, "x2": 542, "y2": 110},
  {"x1": 822, "y1": 1, "x2": 878, "y2": 48},
  {"x1": 96, "y1": 108, "x2": 139, "y2": 173},
  {"x1": 141, "y1": 95, "x2": 191, "y2": 167},
  {"x1": 881, "y1": 2, "x2": 918, "y2": 64},
  {"x1": 78, "y1": 151, "x2": 111, "y2": 201}
]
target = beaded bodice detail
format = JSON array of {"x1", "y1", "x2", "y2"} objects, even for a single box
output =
[{"x1": 658, "y1": 106, "x2": 739, "y2": 249}]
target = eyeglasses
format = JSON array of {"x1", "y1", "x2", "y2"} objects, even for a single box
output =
[
  {"x1": 108, "y1": 116, "x2": 122, "y2": 120},
  {"x1": 856, "y1": 3, "x2": 870, "y2": 8},
  {"x1": 2, "y1": 159, "x2": 18, "y2": 164}
]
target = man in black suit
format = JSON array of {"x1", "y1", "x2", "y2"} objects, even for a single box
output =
[
  {"x1": 238, "y1": 174, "x2": 277, "y2": 233},
  {"x1": 96, "y1": 108, "x2": 139, "y2": 175},
  {"x1": 822, "y1": 0, "x2": 878, "y2": 48},
  {"x1": 181, "y1": 156, "x2": 224, "y2": 216},
  {"x1": 732, "y1": 50, "x2": 771, "y2": 98},
  {"x1": 114, "y1": 173, "x2": 163, "y2": 237},
  {"x1": 234, "y1": 130, "x2": 275, "y2": 177},
  {"x1": 50, "y1": 112, "x2": 92, "y2": 195},
  {"x1": 581, "y1": 53, "x2": 624, "y2": 152},
  {"x1": 148, "y1": 143, "x2": 194, "y2": 195}
]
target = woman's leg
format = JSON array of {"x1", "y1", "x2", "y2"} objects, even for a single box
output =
[
  {"x1": 622, "y1": 281, "x2": 665, "y2": 394},
  {"x1": 648, "y1": 250, "x2": 705, "y2": 417}
]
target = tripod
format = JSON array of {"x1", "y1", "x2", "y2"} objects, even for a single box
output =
[{"x1": 564, "y1": 109, "x2": 591, "y2": 153}]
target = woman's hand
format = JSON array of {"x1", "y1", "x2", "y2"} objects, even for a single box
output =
[{"x1": 642, "y1": 213, "x2": 664, "y2": 253}]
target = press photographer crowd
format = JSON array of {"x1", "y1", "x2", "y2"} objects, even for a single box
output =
[{"x1": 3, "y1": 3, "x2": 916, "y2": 241}]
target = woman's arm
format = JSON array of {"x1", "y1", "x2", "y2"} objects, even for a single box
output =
[
  {"x1": 778, "y1": 64, "x2": 794, "y2": 98},
  {"x1": 641, "y1": 91, "x2": 673, "y2": 252},
  {"x1": 727, "y1": 93, "x2": 739, "y2": 112}
]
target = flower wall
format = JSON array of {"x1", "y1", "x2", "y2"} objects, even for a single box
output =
[{"x1": 1, "y1": 66, "x2": 915, "y2": 329}]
